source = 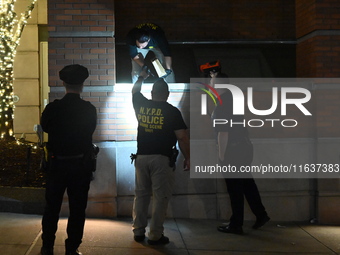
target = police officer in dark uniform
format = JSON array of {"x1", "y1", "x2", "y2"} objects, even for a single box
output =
[{"x1": 40, "y1": 64, "x2": 97, "y2": 255}]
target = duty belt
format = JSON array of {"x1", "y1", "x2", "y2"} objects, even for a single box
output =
[{"x1": 54, "y1": 154, "x2": 84, "y2": 160}]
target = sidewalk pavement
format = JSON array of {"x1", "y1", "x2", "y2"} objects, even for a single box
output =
[{"x1": 0, "y1": 212, "x2": 339, "y2": 255}]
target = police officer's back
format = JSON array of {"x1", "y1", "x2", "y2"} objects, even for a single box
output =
[{"x1": 40, "y1": 64, "x2": 97, "y2": 255}]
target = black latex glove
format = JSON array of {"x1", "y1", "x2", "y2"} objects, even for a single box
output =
[
  {"x1": 161, "y1": 69, "x2": 172, "y2": 78},
  {"x1": 142, "y1": 65, "x2": 154, "y2": 76}
]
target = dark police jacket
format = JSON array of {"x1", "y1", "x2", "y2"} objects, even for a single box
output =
[{"x1": 41, "y1": 93, "x2": 97, "y2": 156}]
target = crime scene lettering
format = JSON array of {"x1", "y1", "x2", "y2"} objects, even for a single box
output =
[{"x1": 137, "y1": 107, "x2": 164, "y2": 133}]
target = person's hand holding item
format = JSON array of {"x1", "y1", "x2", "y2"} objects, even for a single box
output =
[
  {"x1": 139, "y1": 68, "x2": 150, "y2": 80},
  {"x1": 161, "y1": 69, "x2": 172, "y2": 78}
]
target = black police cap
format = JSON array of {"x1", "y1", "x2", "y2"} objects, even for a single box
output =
[{"x1": 59, "y1": 64, "x2": 89, "y2": 85}]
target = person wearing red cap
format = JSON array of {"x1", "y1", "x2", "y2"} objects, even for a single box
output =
[{"x1": 40, "y1": 64, "x2": 97, "y2": 255}]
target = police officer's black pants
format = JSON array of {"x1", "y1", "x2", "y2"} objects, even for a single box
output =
[
  {"x1": 223, "y1": 139, "x2": 267, "y2": 227},
  {"x1": 42, "y1": 158, "x2": 92, "y2": 252},
  {"x1": 225, "y1": 178, "x2": 267, "y2": 227}
]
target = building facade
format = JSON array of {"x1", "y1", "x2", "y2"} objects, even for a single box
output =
[{"x1": 13, "y1": 0, "x2": 340, "y2": 224}]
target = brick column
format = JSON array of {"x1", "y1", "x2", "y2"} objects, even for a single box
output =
[
  {"x1": 48, "y1": 0, "x2": 118, "y2": 142},
  {"x1": 48, "y1": 0, "x2": 115, "y2": 87},
  {"x1": 296, "y1": 0, "x2": 340, "y2": 77},
  {"x1": 47, "y1": 0, "x2": 118, "y2": 217},
  {"x1": 296, "y1": 0, "x2": 340, "y2": 224}
]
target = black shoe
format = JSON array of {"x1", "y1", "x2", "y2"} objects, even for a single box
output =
[
  {"x1": 134, "y1": 234, "x2": 145, "y2": 242},
  {"x1": 41, "y1": 247, "x2": 54, "y2": 255},
  {"x1": 252, "y1": 215, "x2": 270, "y2": 229},
  {"x1": 217, "y1": 224, "x2": 243, "y2": 235},
  {"x1": 147, "y1": 235, "x2": 170, "y2": 245},
  {"x1": 65, "y1": 250, "x2": 82, "y2": 255}
]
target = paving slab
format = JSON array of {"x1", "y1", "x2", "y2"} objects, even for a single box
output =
[
  {"x1": 0, "y1": 213, "x2": 41, "y2": 255},
  {"x1": 300, "y1": 225, "x2": 340, "y2": 254},
  {"x1": 176, "y1": 219, "x2": 338, "y2": 255},
  {"x1": 0, "y1": 213, "x2": 339, "y2": 255},
  {"x1": 29, "y1": 217, "x2": 187, "y2": 255}
]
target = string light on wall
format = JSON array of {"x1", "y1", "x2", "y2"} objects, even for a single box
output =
[{"x1": 0, "y1": 0, "x2": 37, "y2": 140}]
